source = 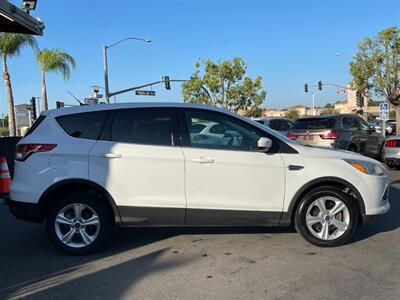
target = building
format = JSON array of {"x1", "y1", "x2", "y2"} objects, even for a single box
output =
[
  {"x1": 261, "y1": 82, "x2": 394, "y2": 119},
  {"x1": 263, "y1": 108, "x2": 284, "y2": 117},
  {"x1": 291, "y1": 104, "x2": 307, "y2": 116},
  {"x1": 14, "y1": 104, "x2": 31, "y2": 136}
]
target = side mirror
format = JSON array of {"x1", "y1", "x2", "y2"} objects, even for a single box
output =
[
  {"x1": 368, "y1": 126, "x2": 376, "y2": 133},
  {"x1": 257, "y1": 137, "x2": 272, "y2": 152}
]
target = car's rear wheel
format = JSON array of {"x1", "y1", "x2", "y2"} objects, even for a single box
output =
[
  {"x1": 376, "y1": 142, "x2": 385, "y2": 161},
  {"x1": 347, "y1": 144, "x2": 358, "y2": 153},
  {"x1": 295, "y1": 186, "x2": 359, "y2": 247},
  {"x1": 46, "y1": 192, "x2": 113, "y2": 255}
]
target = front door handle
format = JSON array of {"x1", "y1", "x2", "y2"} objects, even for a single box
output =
[
  {"x1": 101, "y1": 153, "x2": 122, "y2": 159},
  {"x1": 192, "y1": 157, "x2": 215, "y2": 164}
]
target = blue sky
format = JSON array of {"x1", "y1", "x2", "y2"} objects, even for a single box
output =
[{"x1": 1, "y1": 0, "x2": 399, "y2": 114}]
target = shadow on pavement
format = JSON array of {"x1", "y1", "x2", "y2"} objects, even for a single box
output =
[
  {"x1": 0, "y1": 202, "x2": 292, "y2": 299},
  {"x1": 3, "y1": 248, "x2": 192, "y2": 299},
  {"x1": 1, "y1": 177, "x2": 398, "y2": 298}
]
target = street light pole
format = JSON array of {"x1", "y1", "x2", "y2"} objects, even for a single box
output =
[
  {"x1": 312, "y1": 92, "x2": 315, "y2": 115},
  {"x1": 103, "y1": 37, "x2": 151, "y2": 104},
  {"x1": 103, "y1": 45, "x2": 109, "y2": 103}
]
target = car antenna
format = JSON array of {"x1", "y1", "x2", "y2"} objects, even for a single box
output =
[{"x1": 67, "y1": 90, "x2": 84, "y2": 106}]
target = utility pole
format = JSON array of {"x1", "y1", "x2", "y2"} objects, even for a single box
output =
[
  {"x1": 103, "y1": 45, "x2": 109, "y2": 103},
  {"x1": 312, "y1": 92, "x2": 315, "y2": 115}
]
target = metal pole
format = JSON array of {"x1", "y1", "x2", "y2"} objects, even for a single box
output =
[
  {"x1": 382, "y1": 116, "x2": 387, "y2": 137},
  {"x1": 103, "y1": 45, "x2": 110, "y2": 103},
  {"x1": 312, "y1": 92, "x2": 315, "y2": 115},
  {"x1": 28, "y1": 109, "x2": 32, "y2": 127}
]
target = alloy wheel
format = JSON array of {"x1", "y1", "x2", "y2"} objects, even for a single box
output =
[
  {"x1": 305, "y1": 196, "x2": 350, "y2": 241},
  {"x1": 54, "y1": 203, "x2": 100, "y2": 248}
]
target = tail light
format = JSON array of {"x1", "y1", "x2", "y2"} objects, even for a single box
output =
[
  {"x1": 385, "y1": 140, "x2": 399, "y2": 148},
  {"x1": 15, "y1": 144, "x2": 57, "y2": 161},
  {"x1": 287, "y1": 133, "x2": 298, "y2": 140},
  {"x1": 320, "y1": 130, "x2": 340, "y2": 139}
]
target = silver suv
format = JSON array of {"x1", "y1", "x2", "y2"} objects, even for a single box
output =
[{"x1": 287, "y1": 114, "x2": 386, "y2": 158}]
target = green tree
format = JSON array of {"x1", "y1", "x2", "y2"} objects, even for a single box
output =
[
  {"x1": 350, "y1": 26, "x2": 400, "y2": 132},
  {"x1": 285, "y1": 109, "x2": 300, "y2": 121},
  {"x1": 321, "y1": 107, "x2": 338, "y2": 115},
  {"x1": 182, "y1": 57, "x2": 266, "y2": 117},
  {"x1": 0, "y1": 114, "x2": 8, "y2": 136},
  {"x1": 324, "y1": 103, "x2": 335, "y2": 109},
  {"x1": 36, "y1": 48, "x2": 76, "y2": 111},
  {"x1": 368, "y1": 99, "x2": 384, "y2": 106},
  {"x1": 0, "y1": 33, "x2": 36, "y2": 136}
]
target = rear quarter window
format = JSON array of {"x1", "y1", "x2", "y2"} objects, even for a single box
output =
[
  {"x1": 293, "y1": 117, "x2": 336, "y2": 130},
  {"x1": 56, "y1": 111, "x2": 109, "y2": 140},
  {"x1": 24, "y1": 115, "x2": 46, "y2": 136}
]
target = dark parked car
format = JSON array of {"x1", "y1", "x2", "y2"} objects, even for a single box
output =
[
  {"x1": 287, "y1": 114, "x2": 385, "y2": 158},
  {"x1": 0, "y1": 137, "x2": 22, "y2": 178}
]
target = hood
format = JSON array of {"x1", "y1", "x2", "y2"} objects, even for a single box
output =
[{"x1": 293, "y1": 143, "x2": 380, "y2": 164}]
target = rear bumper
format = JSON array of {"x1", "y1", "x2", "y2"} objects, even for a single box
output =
[
  {"x1": 383, "y1": 147, "x2": 400, "y2": 166},
  {"x1": 7, "y1": 198, "x2": 43, "y2": 223},
  {"x1": 385, "y1": 158, "x2": 400, "y2": 167}
]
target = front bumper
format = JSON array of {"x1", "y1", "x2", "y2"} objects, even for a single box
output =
[
  {"x1": 361, "y1": 184, "x2": 390, "y2": 224},
  {"x1": 7, "y1": 198, "x2": 43, "y2": 223}
]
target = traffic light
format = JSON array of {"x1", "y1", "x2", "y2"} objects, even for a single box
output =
[
  {"x1": 30, "y1": 97, "x2": 37, "y2": 120},
  {"x1": 56, "y1": 101, "x2": 65, "y2": 109},
  {"x1": 163, "y1": 76, "x2": 171, "y2": 90},
  {"x1": 356, "y1": 91, "x2": 364, "y2": 107},
  {"x1": 318, "y1": 81, "x2": 322, "y2": 91},
  {"x1": 304, "y1": 84, "x2": 308, "y2": 93}
]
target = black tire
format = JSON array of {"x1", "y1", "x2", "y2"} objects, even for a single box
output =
[
  {"x1": 46, "y1": 192, "x2": 113, "y2": 255},
  {"x1": 347, "y1": 144, "x2": 358, "y2": 153},
  {"x1": 376, "y1": 143, "x2": 384, "y2": 161},
  {"x1": 294, "y1": 186, "x2": 359, "y2": 247}
]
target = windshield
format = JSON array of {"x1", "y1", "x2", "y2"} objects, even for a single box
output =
[{"x1": 293, "y1": 118, "x2": 336, "y2": 130}]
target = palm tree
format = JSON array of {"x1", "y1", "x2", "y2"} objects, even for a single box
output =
[
  {"x1": 36, "y1": 49, "x2": 76, "y2": 111},
  {"x1": 0, "y1": 33, "x2": 36, "y2": 136}
]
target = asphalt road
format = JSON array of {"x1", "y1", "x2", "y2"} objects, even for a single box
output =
[{"x1": 0, "y1": 171, "x2": 399, "y2": 300}]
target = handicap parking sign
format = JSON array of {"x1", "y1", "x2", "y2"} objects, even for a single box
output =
[{"x1": 380, "y1": 103, "x2": 389, "y2": 112}]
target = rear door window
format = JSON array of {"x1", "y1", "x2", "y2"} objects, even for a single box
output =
[
  {"x1": 56, "y1": 111, "x2": 109, "y2": 140},
  {"x1": 342, "y1": 116, "x2": 358, "y2": 130},
  {"x1": 293, "y1": 117, "x2": 336, "y2": 130},
  {"x1": 109, "y1": 108, "x2": 178, "y2": 146},
  {"x1": 269, "y1": 119, "x2": 281, "y2": 130},
  {"x1": 280, "y1": 120, "x2": 293, "y2": 131}
]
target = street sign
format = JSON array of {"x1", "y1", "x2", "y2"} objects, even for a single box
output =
[
  {"x1": 336, "y1": 89, "x2": 347, "y2": 95},
  {"x1": 379, "y1": 102, "x2": 389, "y2": 117},
  {"x1": 135, "y1": 90, "x2": 156, "y2": 96},
  {"x1": 380, "y1": 102, "x2": 389, "y2": 111}
]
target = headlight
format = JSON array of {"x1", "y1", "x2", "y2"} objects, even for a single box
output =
[{"x1": 344, "y1": 159, "x2": 387, "y2": 176}]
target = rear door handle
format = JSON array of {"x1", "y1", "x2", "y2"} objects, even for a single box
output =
[
  {"x1": 192, "y1": 157, "x2": 215, "y2": 164},
  {"x1": 101, "y1": 153, "x2": 122, "y2": 159}
]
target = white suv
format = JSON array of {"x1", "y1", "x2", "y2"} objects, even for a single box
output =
[{"x1": 8, "y1": 103, "x2": 390, "y2": 254}]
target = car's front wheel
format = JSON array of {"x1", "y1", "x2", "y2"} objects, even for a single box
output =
[
  {"x1": 46, "y1": 193, "x2": 113, "y2": 255},
  {"x1": 295, "y1": 186, "x2": 359, "y2": 247}
]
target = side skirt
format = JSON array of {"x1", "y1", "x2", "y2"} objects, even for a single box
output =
[{"x1": 118, "y1": 206, "x2": 283, "y2": 226}]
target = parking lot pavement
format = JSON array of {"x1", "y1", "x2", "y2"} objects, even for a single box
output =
[{"x1": 0, "y1": 172, "x2": 399, "y2": 300}]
